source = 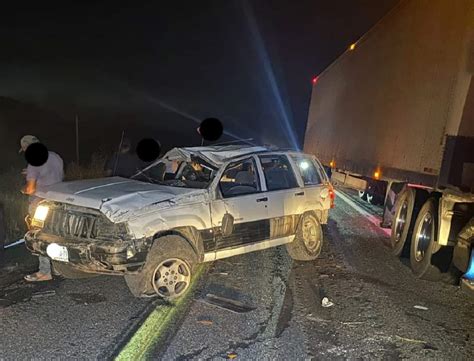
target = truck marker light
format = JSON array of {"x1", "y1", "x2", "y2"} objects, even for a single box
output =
[
  {"x1": 349, "y1": 43, "x2": 356, "y2": 51},
  {"x1": 312, "y1": 76, "x2": 319, "y2": 84},
  {"x1": 374, "y1": 170, "x2": 381, "y2": 180},
  {"x1": 329, "y1": 160, "x2": 335, "y2": 168}
]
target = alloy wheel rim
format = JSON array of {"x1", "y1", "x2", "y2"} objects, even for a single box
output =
[
  {"x1": 394, "y1": 200, "x2": 408, "y2": 243},
  {"x1": 302, "y1": 219, "x2": 320, "y2": 252},
  {"x1": 414, "y1": 212, "x2": 433, "y2": 262},
  {"x1": 152, "y1": 258, "x2": 191, "y2": 299}
]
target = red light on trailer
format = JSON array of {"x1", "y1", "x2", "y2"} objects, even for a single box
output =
[{"x1": 312, "y1": 76, "x2": 319, "y2": 84}]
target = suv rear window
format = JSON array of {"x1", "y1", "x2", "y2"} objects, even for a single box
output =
[
  {"x1": 291, "y1": 155, "x2": 323, "y2": 185},
  {"x1": 259, "y1": 155, "x2": 298, "y2": 191}
]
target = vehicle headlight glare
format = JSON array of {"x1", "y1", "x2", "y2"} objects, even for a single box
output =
[
  {"x1": 300, "y1": 161, "x2": 310, "y2": 170},
  {"x1": 34, "y1": 205, "x2": 49, "y2": 221}
]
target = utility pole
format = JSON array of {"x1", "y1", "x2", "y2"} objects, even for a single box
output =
[
  {"x1": 113, "y1": 130, "x2": 125, "y2": 176},
  {"x1": 75, "y1": 115, "x2": 80, "y2": 164}
]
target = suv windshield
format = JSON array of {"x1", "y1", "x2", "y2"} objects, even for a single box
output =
[{"x1": 133, "y1": 158, "x2": 216, "y2": 189}]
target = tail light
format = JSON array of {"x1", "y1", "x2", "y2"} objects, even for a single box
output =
[{"x1": 329, "y1": 186, "x2": 335, "y2": 208}]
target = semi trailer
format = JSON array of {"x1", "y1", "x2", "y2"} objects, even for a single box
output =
[{"x1": 304, "y1": 0, "x2": 474, "y2": 286}]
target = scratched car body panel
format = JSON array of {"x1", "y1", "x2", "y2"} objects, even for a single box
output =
[{"x1": 25, "y1": 145, "x2": 333, "y2": 297}]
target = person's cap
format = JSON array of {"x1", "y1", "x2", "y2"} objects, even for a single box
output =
[{"x1": 19, "y1": 135, "x2": 40, "y2": 153}]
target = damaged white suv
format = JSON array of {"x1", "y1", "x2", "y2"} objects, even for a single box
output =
[{"x1": 25, "y1": 146, "x2": 334, "y2": 299}]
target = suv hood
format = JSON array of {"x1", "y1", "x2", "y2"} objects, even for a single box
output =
[{"x1": 36, "y1": 177, "x2": 206, "y2": 222}]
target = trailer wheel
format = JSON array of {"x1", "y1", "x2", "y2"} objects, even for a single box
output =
[
  {"x1": 409, "y1": 198, "x2": 442, "y2": 280},
  {"x1": 358, "y1": 191, "x2": 367, "y2": 201},
  {"x1": 391, "y1": 188, "x2": 415, "y2": 257}
]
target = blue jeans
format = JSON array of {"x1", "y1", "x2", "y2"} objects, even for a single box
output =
[{"x1": 29, "y1": 196, "x2": 52, "y2": 276}]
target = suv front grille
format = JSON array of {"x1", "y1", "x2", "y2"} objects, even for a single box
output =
[{"x1": 42, "y1": 203, "x2": 127, "y2": 241}]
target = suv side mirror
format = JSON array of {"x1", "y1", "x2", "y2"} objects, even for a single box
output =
[{"x1": 221, "y1": 213, "x2": 234, "y2": 237}]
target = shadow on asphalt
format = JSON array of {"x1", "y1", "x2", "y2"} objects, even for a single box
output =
[{"x1": 0, "y1": 244, "x2": 44, "y2": 307}]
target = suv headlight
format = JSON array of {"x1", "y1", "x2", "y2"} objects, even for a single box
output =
[{"x1": 32, "y1": 205, "x2": 49, "y2": 227}]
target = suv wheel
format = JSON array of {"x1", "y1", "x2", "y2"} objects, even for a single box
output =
[
  {"x1": 286, "y1": 213, "x2": 323, "y2": 261},
  {"x1": 125, "y1": 235, "x2": 197, "y2": 300},
  {"x1": 152, "y1": 258, "x2": 192, "y2": 299}
]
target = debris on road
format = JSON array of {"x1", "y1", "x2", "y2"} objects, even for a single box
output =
[
  {"x1": 4, "y1": 239, "x2": 25, "y2": 249},
  {"x1": 32, "y1": 290, "x2": 56, "y2": 299},
  {"x1": 395, "y1": 335, "x2": 426, "y2": 344},
  {"x1": 200, "y1": 293, "x2": 256, "y2": 313},
  {"x1": 341, "y1": 321, "x2": 365, "y2": 326},
  {"x1": 321, "y1": 297, "x2": 334, "y2": 308},
  {"x1": 413, "y1": 305, "x2": 429, "y2": 311},
  {"x1": 197, "y1": 319, "x2": 213, "y2": 326},
  {"x1": 226, "y1": 351, "x2": 238, "y2": 359}
]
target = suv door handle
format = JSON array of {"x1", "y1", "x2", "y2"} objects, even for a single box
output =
[
  {"x1": 256, "y1": 197, "x2": 268, "y2": 202},
  {"x1": 295, "y1": 191, "x2": 305, "y2": 196}
]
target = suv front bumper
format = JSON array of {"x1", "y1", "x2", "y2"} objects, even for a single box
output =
[{"x1": 25, "y1": 230, "x2": 145, "y2": 275}]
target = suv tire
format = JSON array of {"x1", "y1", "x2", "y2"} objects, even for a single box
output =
[
  {"x1": 125, "y1": 235, "x2": 197, "y2": 300},
  {"x1": 286, "y1": 213, "x2": 323, "y2": 261}
]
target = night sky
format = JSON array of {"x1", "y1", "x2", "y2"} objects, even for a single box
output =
[{"x1": 0, "y1": 0, "x2": 399, "y2": 161}]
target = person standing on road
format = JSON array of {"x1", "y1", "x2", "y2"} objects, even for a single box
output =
[
  {"x1": 104, "y1": 138, "x2": 146, "y2": 178},
  {"x1": 19, "y1": 135, "x2": 64, "y2": 282}
]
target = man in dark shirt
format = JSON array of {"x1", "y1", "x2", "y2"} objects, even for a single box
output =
[{"x1": 104, "y1": 138, "x2": 145, "y2": 178}]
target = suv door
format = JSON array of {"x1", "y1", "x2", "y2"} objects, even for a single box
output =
[
  {"x1": 209, "y1": 157, "x2": 269, "y2": 257},
  {"x1": 290, "y1": 155, "x2": 332, "y2": 213},
  {"x1": 258, "y1": 154, "x2": 304, "y2": 240}
]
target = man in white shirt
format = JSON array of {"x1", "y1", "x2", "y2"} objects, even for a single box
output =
[{"x1": 19, "y1": 135, "x2": 64, "y2": 282}]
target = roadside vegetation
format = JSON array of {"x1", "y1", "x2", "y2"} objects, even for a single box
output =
[
  {"x1": 0, "y1": 152, "x2": 108, "y2": 245},
  {"x1": 0, "y1": 167, "x2": 29, "y2": 244},
  {"x1": 64, "y1": 152, "x2": 107, "y2": 181}
]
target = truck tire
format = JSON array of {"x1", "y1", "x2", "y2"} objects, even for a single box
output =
[
  {"x1": 52, "y1": 261, "x2": 97, "y2": 279},
  {"x1": 409, "y1": 198, "x2": 443, "y2": 280},
  {"x1": 286, "y1": 213, "x2": 323, "y2": 261},
  {"x1": 391, "y1": 188, "x2": 416, "y2": 257},
  {"x1": 125, "y1": 235, "x2": 197, "y2": 300}
]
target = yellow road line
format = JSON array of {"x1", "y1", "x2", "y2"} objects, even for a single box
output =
[{"x1": 115, "y1": 265, "x2": 207, "y2": 361}]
